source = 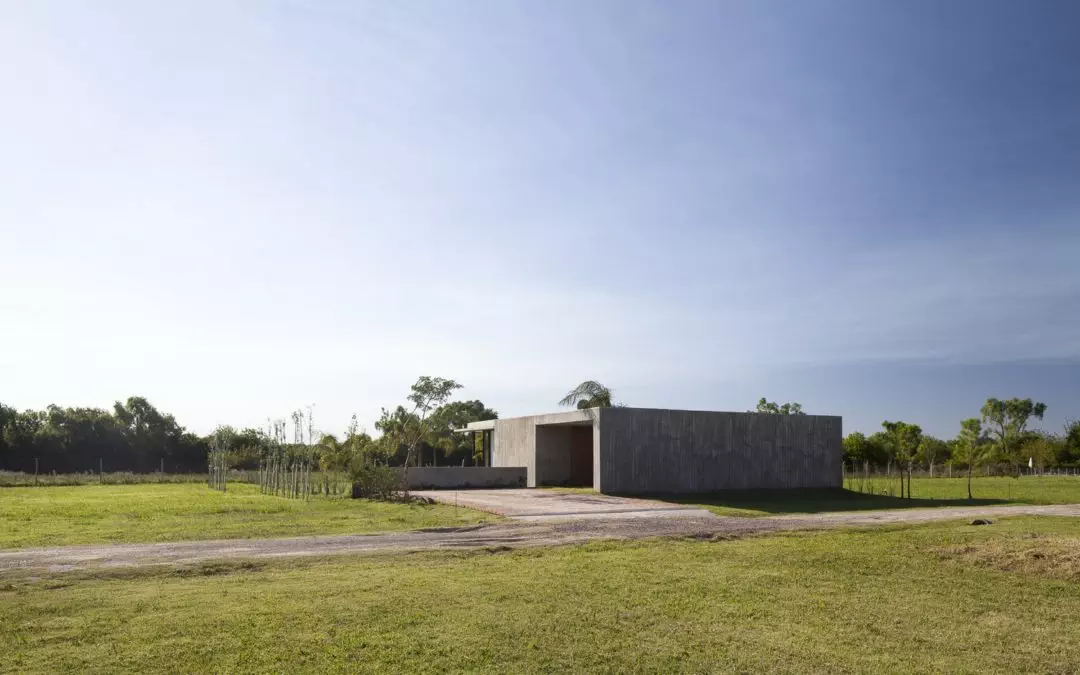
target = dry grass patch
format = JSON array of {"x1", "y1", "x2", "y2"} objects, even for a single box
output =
[{"x1": 933, "y1": 532, "x2": 1080, "y2": 582}]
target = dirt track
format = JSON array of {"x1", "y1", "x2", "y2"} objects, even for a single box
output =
[{"x1": 3, "y1": 504, "x2": 1080, "y2": 574}]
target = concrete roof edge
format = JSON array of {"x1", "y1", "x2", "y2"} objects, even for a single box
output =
[{"x1": 495, "y1": 407, "x2": 842, "y2": 421}]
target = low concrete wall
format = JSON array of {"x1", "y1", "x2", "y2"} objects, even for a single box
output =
[{"x1": 394, "y1": 467, "x2": 528, "y2": 490}]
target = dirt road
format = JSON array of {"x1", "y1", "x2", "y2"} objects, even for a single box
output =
[{"x1": 3, "y1": 503, "x2": 1079, "y2": 574}]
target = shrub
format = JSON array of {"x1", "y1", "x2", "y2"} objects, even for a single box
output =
[{"x1": 350, "y1": 465, "x2": 402, "y2": 500}]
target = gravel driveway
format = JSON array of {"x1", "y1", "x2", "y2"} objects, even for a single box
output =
[
  {"x1": 411, "y1": 488, "x2": 714, "y2": 520},
  {"x1": 3, "y1": 503, "x2": 1079, "y2": 574}
]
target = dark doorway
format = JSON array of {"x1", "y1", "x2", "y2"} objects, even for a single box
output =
[{"x1": 568, "y1": 426, "x2": 593, "y2": 487}]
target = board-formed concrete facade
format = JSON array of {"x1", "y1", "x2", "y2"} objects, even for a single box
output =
[{"x1": 481, "y1": 407, "x2": 841, "y2": 494}]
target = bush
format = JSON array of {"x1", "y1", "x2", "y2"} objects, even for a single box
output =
[{"x1": 350, "y1": 465, "x2": 402, "y2": 500}]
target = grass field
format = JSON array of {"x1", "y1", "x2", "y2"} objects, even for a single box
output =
[
  {"x1": 0, "y1": 484, "x2": 496, "y2": 549},
  {"x1": 655, "y1": 476, "x2": 1080, "y2": 517},
  {"x1": 845, "y1": 474, "x2": 1080, "y2": 502},
  {"x1": 3, "y1": 516, "x2": 1080, "y2": 672}
]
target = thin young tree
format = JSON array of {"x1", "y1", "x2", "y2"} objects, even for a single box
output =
[{"x1": 956, "y1": 418, "x2": 983, "y2": 501}]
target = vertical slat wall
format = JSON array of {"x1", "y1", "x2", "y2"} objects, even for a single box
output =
[{"x1": 598, "y1": 408, "x2": 842, "y2": 493}]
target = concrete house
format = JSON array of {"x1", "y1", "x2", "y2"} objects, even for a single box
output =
[{"x1": 460, "y1": 407, "x2": 842, "y2": 494}]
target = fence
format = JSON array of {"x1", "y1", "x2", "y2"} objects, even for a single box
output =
[
  {"x1": 843, "y1": 462, "x2": 1080, "y2": 482},
  {"x1": 0, "y1": 468, "x2": 355, "y2": 496},
  {"x1": 842, "y1": 461, "x2": 1080, "y2": 499},
  {"x1": 0, "y1": 471, "x2": 253, "y2": 488}
]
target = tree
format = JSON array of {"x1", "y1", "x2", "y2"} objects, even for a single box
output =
[
  {"x1": 753, "y1": 398, "x2": 805, "y2": 415},
  {"x1": 342, "y1": 414, "x2": 374, "y2": 464},
  {"x1": 865, "y1": 431, "x2": 892, "y2": 467},
  {"x1": 176, "y1": 432, "x2": 209, "y2": 471},
  {"x1": 231, "y1": 427, "x2": 271, "y2": 469},
  {"x1": 559, "y1": 381, "x2": 614, "y2": 409},
  {"x1": 113, "y1": 396, "x2": 185, "y2": 472},
  {"x1": 0, "y1": 403, "x2": 12, "y2": 459},
  {"x1": 207, "y1": 425, "x2": 238, "y2": 458},
  {"x1": 842, "y1": 432, "x2": 869, "y2": 465},
  {"x1": 882, "y1": 421, "x2": 922, "y2": 499},
  {"x1": 1062, "y1": 420, "x2": 1080, "y2": 467},
  {"x1": 374, "y1": 405, "x2": 420, "y2": 465},
  {"x1": 917, "y1": 435, "x2": 949, "y2": 477},
  {"x1": 427, "y1": 400, "x2": 498, "y2": 465},
  {"x1": 955, "y1": 418, "x2": 985, "y2": 500},
  {"x1": 316, "y1": 433, "x2": 353, "y2": 474},
  {"x1": 981, "y1": 398, "x2": 1047, "y2": 477},
  {"x1": 1021, "y1": 432, "x2": 1063, "y2": 474},
  {"x1": 377, "y1": 376, "x2": 463, "y2": 494}
]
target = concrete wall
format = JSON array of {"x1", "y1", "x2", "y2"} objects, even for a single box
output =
[
  {"x1": 492, "y1": 416, "x2": 535, "y2": 484},
  {"x1": 596, "y1": 407, "x2": 842, "y2": 493},
  {"x1": 535, "y1": 425, "x2": 574, "y2": 485},
  {"x1": 493, "y1": 410, "x2": 597, "y2": 488},
  {"x1": 394, "y1": 467, "x2": 527, "y2": 490}
]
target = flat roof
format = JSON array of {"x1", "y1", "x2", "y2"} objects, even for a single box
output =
[{"x1": 453, "y1": 419, "x2": 496, "y2": 433}]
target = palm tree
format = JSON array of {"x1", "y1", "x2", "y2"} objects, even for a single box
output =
[{"x1": 559, "y1": 381, "x2": 614, "y2": 409}]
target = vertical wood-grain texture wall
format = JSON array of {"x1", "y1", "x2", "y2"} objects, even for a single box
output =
[{"x1": 597, "y1": 408, "x2": 842, "y2": 493}]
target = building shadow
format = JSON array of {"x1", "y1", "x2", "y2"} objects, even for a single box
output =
[{"x1": 640, "y1": 488, "x2": 1009, "y2": 515}]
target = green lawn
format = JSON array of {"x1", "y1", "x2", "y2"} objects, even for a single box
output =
[
  {"x1": 650, "y1": 476, "x2": 1080, "y2": 517},
  {"x1": 3, "y1": 517, "x2": 1080, "y2": 672},
  {"x1": 845, "y1": 475, "x2": 1080, "y2": 503},
  {"x1": 0, "y1": 483, "x2": 496, "y2": 549}
]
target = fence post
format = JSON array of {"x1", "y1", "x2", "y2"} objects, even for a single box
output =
[
  {"x1": 34, "y1": 457, "x2": 39, "y2": 485},
  {"x1": 99, "y1": 458, "x2": 103, "y2": 483}
]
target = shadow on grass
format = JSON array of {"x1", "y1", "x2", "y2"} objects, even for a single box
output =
[{"x1": 639, "y1": 488, "x2": 1010, "y2": 515}]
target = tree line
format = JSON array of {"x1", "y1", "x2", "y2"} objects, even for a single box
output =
[
  {"x1": 743, "y1": 396, "x2": 1080, "y2": 483},
  {"x1": 0, "y1": 385, "x2": 498, "y2": 476},
  {"x1": 0, "y1": 397, "x2": 209, "y2": 473},
  {"x1": 5, "y1": 385, "x2": 1077, "y2": 485},
  {"x1": 841, "y1": 398, "x2": 1080, "y2": 493}
]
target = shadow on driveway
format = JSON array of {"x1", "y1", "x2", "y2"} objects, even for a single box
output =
[{"x1": 638, "y1": 488, "x2": 1008, "y2": 515}]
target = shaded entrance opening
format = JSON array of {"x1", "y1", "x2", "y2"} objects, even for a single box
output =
[{"x1": 535, "y1": 422, "x2": 595, "y2": 488}]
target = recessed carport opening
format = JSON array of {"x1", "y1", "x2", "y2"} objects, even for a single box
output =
[{"x1": 534, "y1": 421, "x2": 595, "y2": 488}]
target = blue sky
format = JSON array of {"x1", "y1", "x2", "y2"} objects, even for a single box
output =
[{"x1": 2, "y1": 1, "x2": 1078, "y2": 439}]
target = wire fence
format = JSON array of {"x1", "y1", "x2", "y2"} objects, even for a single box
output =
[
  {"x1": 843, "y1": 463, "x2": 1080, "y2": 482},
  {"x1": 0, "y1": 468, "x2": 355, "y2": 497},
  {"x1": 842, "y1": 462, "x2": 1080, "y2": 499},
  {"x1": 0, "y1": 470, "x2": 234, "y2": 487}
]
